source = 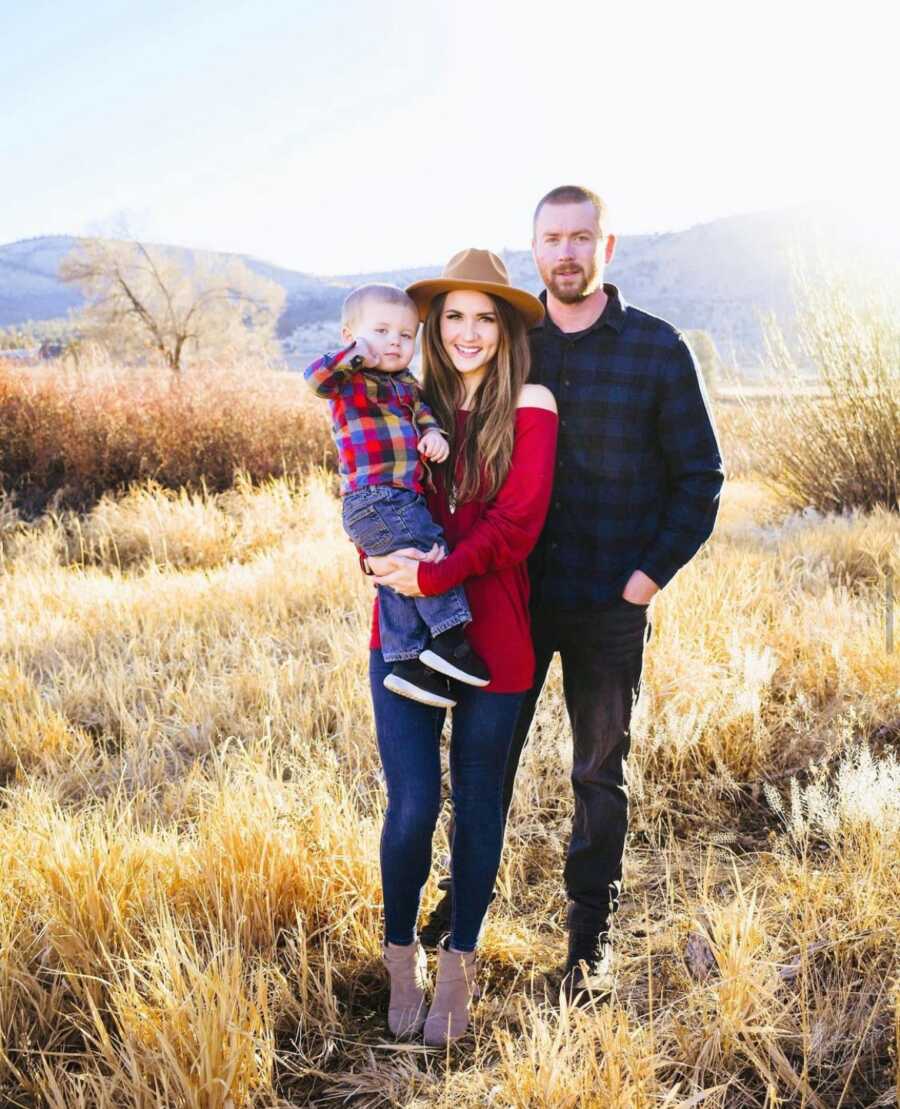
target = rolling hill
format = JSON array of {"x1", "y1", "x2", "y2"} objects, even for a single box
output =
[{"x1": 2, "y1": 207, "x2": 894, "y2": 370}]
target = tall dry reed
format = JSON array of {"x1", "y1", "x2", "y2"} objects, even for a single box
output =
[{"x1": 748, "y1": 270, "x2": 900, "y2": 513}]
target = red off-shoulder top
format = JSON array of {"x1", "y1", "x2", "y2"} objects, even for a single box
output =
[{"x1": 369, "y1": 405, "x2": 559, "y2": 692}]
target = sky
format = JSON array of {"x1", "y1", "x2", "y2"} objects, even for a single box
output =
[{"x1": 3, "y1": 0, "x2": 897, "y2": 274}]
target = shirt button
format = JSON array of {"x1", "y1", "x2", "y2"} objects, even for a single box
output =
[
  {"x1": 563, "y1": 379, "x2": 571, "y2": 387},
  {"x1": 551, "y1": 541, "x2": 559, "y2": 550},
  {"x1": 554, "y1": 500, "x2": 561, "y2": 510}
]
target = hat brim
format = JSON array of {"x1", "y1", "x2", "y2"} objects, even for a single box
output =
[{"x1": 405, "y1": 277, "x2": 545, "y2": 329}]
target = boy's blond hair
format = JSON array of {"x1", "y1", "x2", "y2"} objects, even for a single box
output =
[{"x1": 341, "y1": 284, "x2": 418, "y2": 331}]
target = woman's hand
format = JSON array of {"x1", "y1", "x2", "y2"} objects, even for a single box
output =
[
  {"x1": 366, "y1": 543, "x2": 445, "y2": 577},
  {"x1": 373, "y1": 556, "x2": 424, "y2": 597},
  {"x1": 366, "y1": 543, "x2": 446, "y2": 597}
]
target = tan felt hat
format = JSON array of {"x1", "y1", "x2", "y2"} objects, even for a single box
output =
[{"x1": 406, "y1": 248, "x2": 544, "y2": 329}]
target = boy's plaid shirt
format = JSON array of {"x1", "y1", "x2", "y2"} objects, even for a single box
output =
[{"x1": 304, "y1": 344, "x2": 442, "y2": 495}]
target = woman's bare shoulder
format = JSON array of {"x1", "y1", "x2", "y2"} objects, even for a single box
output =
[{"x1": 517, "y1": 383, "x2": 557, "y2": 412}]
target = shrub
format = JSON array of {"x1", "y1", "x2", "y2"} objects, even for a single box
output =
[
  {"x1": 0, "y1": 361, "x2": 335, "y2": 514},
  {"x1": 747, "y1": 271, "x2": 900, "y2": 513}
]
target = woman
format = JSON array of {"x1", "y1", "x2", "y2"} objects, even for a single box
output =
[{"x1": 364, "y1": 248, "x2": 558, "y2": 1045}]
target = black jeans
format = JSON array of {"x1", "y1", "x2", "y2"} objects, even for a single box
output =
[{"x1": 501, "y1": 598, "x2": 652, "y2": 928}]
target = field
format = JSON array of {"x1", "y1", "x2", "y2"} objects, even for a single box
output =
[{"x1": 0, "y1": 377, "x2": 898, "y2": 1106}]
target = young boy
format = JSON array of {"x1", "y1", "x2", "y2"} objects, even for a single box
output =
[{"x1": 304, "y1": 283, "x2": 489, "y2": 708}]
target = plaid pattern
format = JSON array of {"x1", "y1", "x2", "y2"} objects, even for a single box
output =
[
  {"x1": 528, "y1": 285, "x2": 725, "y2": 608},
  {"x1": 304, "y1": 344, "x2": 441, "y2": 495}
]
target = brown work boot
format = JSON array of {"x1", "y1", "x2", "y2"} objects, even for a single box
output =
[
  {"x1": 382, "y1": 940, "x2": 428, "y2": 1038},
  {"x1": 423, "y1": 938, "x2": 478, "y2": 1046}
]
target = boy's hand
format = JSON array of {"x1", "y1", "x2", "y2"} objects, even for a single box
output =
[
  {"x1": 348, "y1": 336, "x2": 379, "y2": 369},
  {"x1": 418, "y1": 429, "x2": 448, "y2": 462}
]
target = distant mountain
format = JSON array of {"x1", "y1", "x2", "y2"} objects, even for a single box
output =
[
  {"x1": 0, "y1": 236, "x2": 85, "y2": 328},
  {"x1": 0, "y1": 235, "x2": 329, "y2": 335},
  {"x1": 2, "y1": 209, "x2": 895, "y2": 370}
]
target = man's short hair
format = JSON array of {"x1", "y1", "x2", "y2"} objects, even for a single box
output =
[
  {"x1": 341, "y1": 284, "x2": 418, "y2": 329},
  {"x1": 533, "y1": 185, "x2": 609, "y2": 235}
]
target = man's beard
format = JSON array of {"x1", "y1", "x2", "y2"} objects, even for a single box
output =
[{"x1": 543, "y1": 261, "x2": 599, "y2": 304}]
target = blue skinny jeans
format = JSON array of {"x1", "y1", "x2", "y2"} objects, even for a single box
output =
[{"x1": 369, "y1": 648, "x2": 524, "y2": 952}]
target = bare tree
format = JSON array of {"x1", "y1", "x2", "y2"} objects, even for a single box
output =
[{"x1": 60, "y1": 238, "x2": 286, "y2": 372}]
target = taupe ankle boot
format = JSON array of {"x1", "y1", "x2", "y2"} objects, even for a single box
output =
[
  {"x1": 382, "y1": 941, "x2": 428, "y2": 1038},
  {"x1": 423, "y1": 939, "x2": 478, "y2": 1046}
]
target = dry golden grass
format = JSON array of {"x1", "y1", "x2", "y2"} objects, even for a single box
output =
[{"x1": 0, "y1": 451, "x2": 897, "y2": 1106}]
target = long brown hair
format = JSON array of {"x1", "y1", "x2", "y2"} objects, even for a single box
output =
[{"x1": 421, "y1": 291, "x2": 531, "y2": 505}]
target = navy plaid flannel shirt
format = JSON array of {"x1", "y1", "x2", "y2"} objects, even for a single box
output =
[{"x1": 527, "y1": 284, "x2": 725, "y2": 609}]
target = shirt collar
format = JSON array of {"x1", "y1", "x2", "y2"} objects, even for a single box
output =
[{"x1": 532, "y1": 283, "x2": 627, "y2": 336}]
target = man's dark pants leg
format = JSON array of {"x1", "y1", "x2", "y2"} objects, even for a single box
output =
[{"x1": 501, "y1": 599, "x2": 651, "y2": 932}]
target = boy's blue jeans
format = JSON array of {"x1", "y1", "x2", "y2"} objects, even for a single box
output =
[{"x1": 342, "y1": 485, "x2": 470, "y2": 662}]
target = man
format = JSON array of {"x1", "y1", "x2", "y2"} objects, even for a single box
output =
[{"x1": 420, "y1": 185, "x2": 725, "y2": 1003}]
